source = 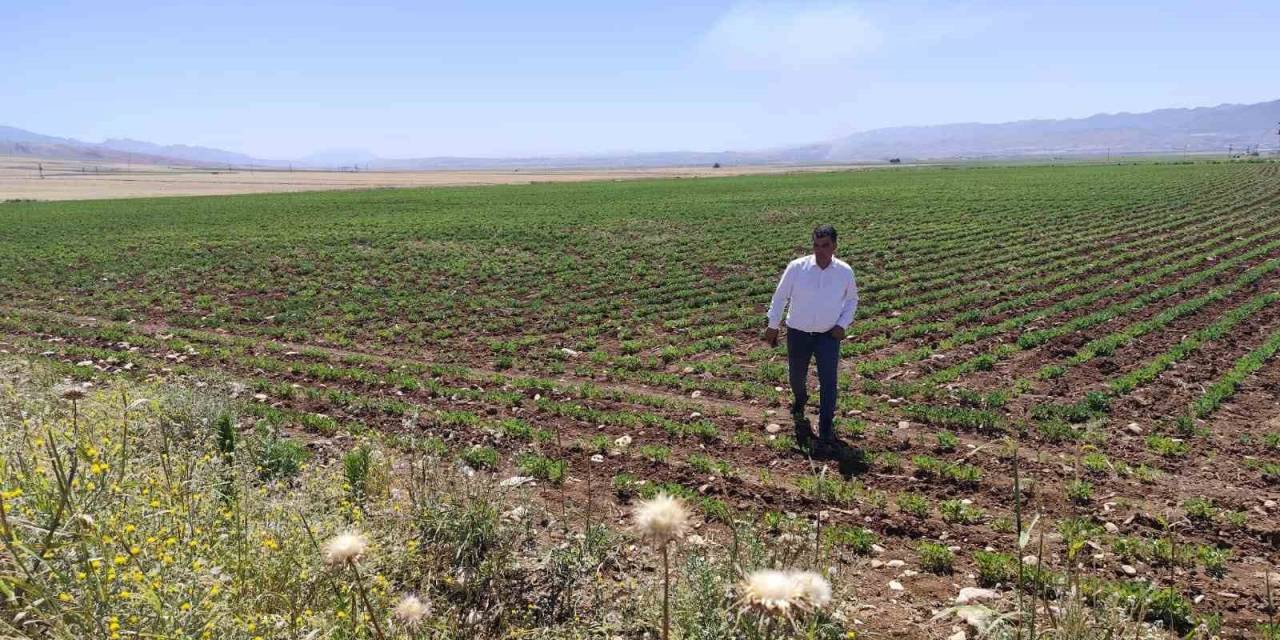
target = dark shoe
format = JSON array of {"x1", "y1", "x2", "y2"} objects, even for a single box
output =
[
  {"x1": 812, "y1": 438, "x2": 840, "y2": 460},
  {"x1": 792, "y1": 413, "x2": 813, "y2": 447}
]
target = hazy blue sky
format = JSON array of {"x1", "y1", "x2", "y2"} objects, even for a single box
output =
[{"x1": 4, "y1": 1, "x2": 1277, "y2": 158}]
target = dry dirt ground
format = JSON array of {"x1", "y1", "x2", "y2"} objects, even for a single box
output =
[{"x1": 0, "y1": 156, "x2": 891, "y2": 201}]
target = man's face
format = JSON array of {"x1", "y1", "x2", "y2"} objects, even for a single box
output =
[{"x1": 813, "y1": 235, "x2": 836, "y2": 264}]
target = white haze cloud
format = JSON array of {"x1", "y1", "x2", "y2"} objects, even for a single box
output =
[{"x1": 701, "y1": 2, "x2": 883, "y2": 70}]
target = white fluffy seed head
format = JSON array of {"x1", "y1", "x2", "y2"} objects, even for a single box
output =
[
  {"x1": 632, "y1": 493, "x2": 690, "y2": 546},
  {"x1": 789, "y1": 570, "x2": 832, "y2": 609},
  {"x1": 392, "y1": 594, "x2": 429, "y2": 627},
  {"x1": 739, "y1": 569, "x2": 833, "y2": 616},
  {"x1": 740, "y1": 569, "x2": 800, "y2": 615},
  {"x1": 322, "y1": 531, "x2": 368, "y2": 567},
  {"x1": 59, "y1": 384, "x2": 88, "y2": 401}
]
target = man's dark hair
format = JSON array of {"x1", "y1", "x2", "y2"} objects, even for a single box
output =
[{"x1": 813, "y1": 224, "x2": 837, "y2": 244}]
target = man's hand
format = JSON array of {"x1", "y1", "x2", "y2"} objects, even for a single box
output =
[
  {"x1": 764, "y1": 327, "x2": 780, "y2": 347},
  {"x1": 829, "y1": 326, "x2": 846, "y2": 340}
]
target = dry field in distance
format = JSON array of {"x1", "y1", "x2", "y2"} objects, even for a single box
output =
[{"x1": 0, "y1": 155, "x2": 891, "y2": 201}]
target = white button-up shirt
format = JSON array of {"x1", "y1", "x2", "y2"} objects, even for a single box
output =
[{"x1": 767, "y1": 255, "x2": 859, "y2": 332}]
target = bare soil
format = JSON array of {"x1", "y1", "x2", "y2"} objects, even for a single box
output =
[{"x1": 3, "y1": 306, "x2": 1278, "y2": 636}]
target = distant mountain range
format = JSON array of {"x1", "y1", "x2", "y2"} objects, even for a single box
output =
[
  {"x1": 4, "y1": 99, "x2": 1277, "y2": 170},
  {"x1": 0, "y1": 126, "x2": 259, "y2": 167},
  {"x1": 824, "y1": 99, "x2": 1280, "y2": 161}
]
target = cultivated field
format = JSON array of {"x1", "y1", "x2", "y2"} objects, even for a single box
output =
[
  {"x1": 1, "y1": 161, "x2": 1278, "y2": 638},
  {"x1": 0, "y1": 156, "x2": 885, "y2": 201}
]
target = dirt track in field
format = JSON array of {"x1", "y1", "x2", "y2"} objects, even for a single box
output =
[{"x1": 0, "y1": 156, "x2": 896, "y2": 201}]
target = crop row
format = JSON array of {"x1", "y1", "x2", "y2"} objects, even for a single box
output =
[
  {"x1": 919, "y1": 232, "x2": 1280, "y2": 386},
  {"x1": 1187, "y1": 325, "x2": 1280, "y2": 420},
  {"x1": 574, "y1": 198, "x2": 1280, "y2": 402}
]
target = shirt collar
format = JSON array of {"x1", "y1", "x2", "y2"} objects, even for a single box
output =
[{"x1": 809, "y1": 254, "x2": 833, "y2": 270}]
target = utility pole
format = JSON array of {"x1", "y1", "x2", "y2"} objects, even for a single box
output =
[{"x1": 38, "y1": 162, "x2": 44, "y2": 179}]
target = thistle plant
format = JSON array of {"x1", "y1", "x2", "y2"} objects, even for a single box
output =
[
  {"x1": 392, "y1": 594, "x2": 430, "y2": 634},
  {"x1": 33, "y1": 384, "x2": 89, "y2": 571},
  {"x1": 633, "y1": 493, "x2": 690, "y2": 640},
  {"x1": 737, "y1": 568, "x2": 832, "y2": 637},
  {"x1": 323, "y1": 531, "x2": 387, "y2": 640}
]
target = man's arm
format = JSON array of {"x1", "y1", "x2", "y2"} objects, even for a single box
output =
[
  {"x1": 764, "y1": 261, "x2": 796, "y2": 345},
  {"x1": 832, "y1": 270, "x2": 859, "y2": 338}
]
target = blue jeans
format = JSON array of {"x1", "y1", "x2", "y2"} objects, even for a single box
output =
[{"x1": 787, "y1": 328, "x2": 840, "y2": 441}]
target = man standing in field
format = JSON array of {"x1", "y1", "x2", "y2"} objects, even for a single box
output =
[{"x1": 764, "y1": 225, "x2": 859, "y2": 457}]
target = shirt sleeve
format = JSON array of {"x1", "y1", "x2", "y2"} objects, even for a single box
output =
[
  {"x1": 767, "y1": 261, "x2": 796, "y2": 330},
  {"x1": 836, "y1": 268, "x2": 859, "y2": 329}
]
